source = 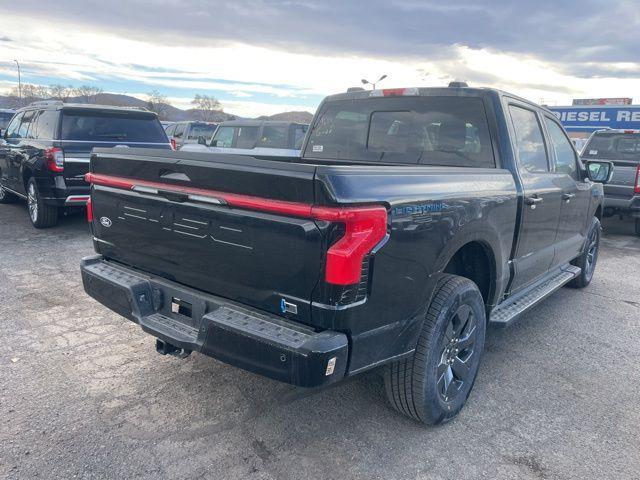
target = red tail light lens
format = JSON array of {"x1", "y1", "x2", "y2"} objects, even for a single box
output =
[
  {"x1": 45, "y1": 147, "x2": 64, "y2": 172},
  {"x1": 635, "y1": 165, "x2": 640, "y2": 194},
  {"x1": 86, "y1": 196, "x2": 94, "y2": 222},
  {"x1": 312, "y1": 206, "x2": 388, "y2": 285},
  {"x1": 170, "y1": 138, "x2": 177, "y2": 151}
]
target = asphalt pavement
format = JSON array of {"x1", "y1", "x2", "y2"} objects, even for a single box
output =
[{"x1": 1, "y1": 202, "x2": 639, "y2": 480}]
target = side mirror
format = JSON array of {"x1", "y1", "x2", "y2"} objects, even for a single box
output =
[
  {"x1": 197, "y1": 136, "x2": 207, "y2": 146},
  {"x1": 585, "y1": 160, "x2": 614, "y2": 184}
]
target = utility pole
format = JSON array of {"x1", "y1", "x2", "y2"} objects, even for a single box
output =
[{"x1": 14, "y1": 59, "x2": 22, "y2": 107}]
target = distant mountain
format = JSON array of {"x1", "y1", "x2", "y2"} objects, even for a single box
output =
[
  {"x1": 258, "y1": 111, "x2": 314, "y2": 123},
  {"x1": 0, "y1": 92, "x2": 312, "y2": 122}
]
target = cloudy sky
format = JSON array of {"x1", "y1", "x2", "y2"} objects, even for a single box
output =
[{"x1": 1, "y1": 0, "x2": 639, "y2": 117}]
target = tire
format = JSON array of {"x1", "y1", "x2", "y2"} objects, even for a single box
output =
[
  {"x1": 568, "y1": 216, "x2": 601, "y2": 288},
  {"x1": 635, "y1": 219, "x2": 640, "y2": 237},
  {"x1": 26, "y1": 177, "x2": 58, "y2": 228},
  {"x1": 384, "y1": 275, "x2": 486, "y2": 425},
  {"x1": 0, "y1": 184, "x2": 17, "y2": 204}
]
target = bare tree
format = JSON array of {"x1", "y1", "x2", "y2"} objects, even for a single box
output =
[
  {"x1": 191, "y1": 94, "x2": 222, "y2": 122},
  {"x1": 8, "y1": 83, "x2": 49, "y2": 107},
  {"x1": 49, "y1": 84, "x2": 74, "y2": 102},
  {"x1": 74, "y1": 85, "x2": 104, "y2": 104},
  {"x1": 146, "y1": 90, "x2": 169, "y2": 119}
]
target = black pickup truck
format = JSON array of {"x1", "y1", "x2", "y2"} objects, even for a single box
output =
[{"x1": 80, "y1": 85, "x2": 613, "y2": 425}]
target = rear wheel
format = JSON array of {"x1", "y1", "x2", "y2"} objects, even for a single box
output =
[
  {"x1": 568, "y1": 217, "x2": 600, "y2": 288},
  {"x1": 27, "y1": 178, "x2": 58, "y2": 228},
  {"x1": 384, "y1": 275, "x2": 486, "y2": 425},
  {"x1": 0, "y1": 184, "x2": 17, "y2": 204}
]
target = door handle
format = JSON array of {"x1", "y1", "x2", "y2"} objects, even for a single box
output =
[
  {"x1": 562, "y1": 193, "x2": 576, "y2": 201},
  {"x1": 525, "y1": 196, "x2": 543, "y2": 205}
]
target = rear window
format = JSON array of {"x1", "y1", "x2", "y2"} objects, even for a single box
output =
[
  {"x1": 582, "y1": 132, "x2": 640, "y2": 159},
  {"x1": 60, "y1": 111, "x2": 167, "y2": 142},
  {"x1": 187, "y1": 123, "x2": 217, "y2": 140},
  {"x1": 304, "y1": 96, "x2": 495, "y2": 167}
]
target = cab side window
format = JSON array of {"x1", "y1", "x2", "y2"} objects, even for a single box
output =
[
  {"x1": 545, "y1": 117, "x2": 579, "y2": 180},
  {"x1": 509, "y1": 105, "x2": 549, "y2": 173},
  {"x1": 17, "y1": 111, "x2": 36, "y2": 139}
]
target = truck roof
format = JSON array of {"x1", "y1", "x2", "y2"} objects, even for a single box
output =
[{"x1": 323, "y1": 85, "x2": 546, "y2": 112}]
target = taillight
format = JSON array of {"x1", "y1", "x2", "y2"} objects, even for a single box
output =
[
  {"x1": 45, "y1": 147, "x2": 64, "y2": 172},
  {"x1": 312, "y1": 206, "x2": 388, "y2": 285},
  {"x1": 170, "y1": 138, "x2": 177, "y2": 150},
  {"x1": 635, "y1": 165, "x2": 640, "y2": 194},
  {"x1": 86, "y1": 196, "x2": 94, "y2": 222}
]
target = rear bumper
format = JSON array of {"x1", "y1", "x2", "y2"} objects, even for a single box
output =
[
  {"x1": 80, "y1": 255, "x2": 348, "y2": 387},
  {"x1": 603, "y1": 195, "x2": 640, "y2": 217}
]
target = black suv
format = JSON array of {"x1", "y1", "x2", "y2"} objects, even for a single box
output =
[{"x1": 0, "y1": 101, "x2": 171, "y2": 228}]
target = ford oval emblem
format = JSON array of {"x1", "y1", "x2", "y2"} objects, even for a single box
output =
[{"x1": 100, "y1": 217, "x2": 112, "y2": 228}]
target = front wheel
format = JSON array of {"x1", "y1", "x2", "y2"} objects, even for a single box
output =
[
  {"x1": 384, "y1": 275, "x2": 486, "y2": 425},
  {"x1": 27, "y1": 178, "x2": 58, "y2": 228},
  {"x1": 568, "y1": 217, "x2": 601, "y2": 288}
]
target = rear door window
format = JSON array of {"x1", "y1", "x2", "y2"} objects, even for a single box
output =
[
  {"x1": 17, "y1": 111, "x2": 37, "y2": 139},
  {"x1": 545, "y1": 117, "x2": 579, "y2": 179},
  {"x1": 212, "y1": 126, "x2": 234, "y2": 147},
  {"x1": 257, "y1": 125, "x2": 288, "y2": 148},
  {"x1": 236, "y1": 126, "x2": 259, "y2": 149},
  {"x1": 305, "y1": 96, "x2": 495, "y2": 167},
  {"x1": 172, "y1": 123, "x2": 186, "y2": 139},
  {"x1": 509, "y1": 105, "x2": 549, "y2": 173},
  {"x1": 60, "y1": 111, "x2": 167, "y2": 142}
]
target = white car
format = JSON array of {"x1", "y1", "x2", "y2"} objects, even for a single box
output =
[{"x1": 181, "y1": 120, "x2": 308, "y2": 158}]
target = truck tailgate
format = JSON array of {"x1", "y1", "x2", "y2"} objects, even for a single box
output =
[{"x1": 88, "y1": 148, "x2": 325, "y2": 322}]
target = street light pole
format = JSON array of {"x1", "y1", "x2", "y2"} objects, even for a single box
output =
[
  {"x1": 14, "y1": 59, "x2": 22, "y2": 107},
  {"x1": 361, "y1": 74, "x2": 388, "y2": 90}
]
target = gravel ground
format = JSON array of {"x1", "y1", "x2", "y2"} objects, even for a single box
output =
[{"x1": 1, "y1": 202, "x2": 639, "y2": 480}]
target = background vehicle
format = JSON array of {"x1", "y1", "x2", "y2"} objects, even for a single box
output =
[
  {"x1": 165, "y1": 121, "x2": 217, "y2": 150},
  {"x1": 0, "y1": 101, "x2": 170, "y2": 228},
  {"x1": 182, "y1": 120, "x2": 308, "y2": 158},
  {"x1": 81, "y1": 85, "x2": 611, "y2": 425},
  {"x1": 581, "y1": 129, "x2": 640, "y2": 235},
  {"x1": 0, "y1": 108, "x2": 16, "y2": 135}
]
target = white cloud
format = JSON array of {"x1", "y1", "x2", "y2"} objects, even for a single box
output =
[{"x1": 1, "y1": 10, "x2": 638, "y2": 116}]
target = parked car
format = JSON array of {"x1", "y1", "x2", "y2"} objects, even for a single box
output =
[
  {"x1": 81, "y1": 85, "x2": 612, "y2": 425},
  {"x1": 581, "y1": 129, "x2": 640, "y2": 235},
  {"x1": 0, "y1": 108, "x2": 16, "y2": 135},
  {"x1": 181, "y1": 120, "x2": 308, "y2": 158},
  {"x1": 164, "y1": 121, "x2": 217, "y2": 150},
  {"x1": 0, "y1": 101, "x2": 171, "y2": 228}
]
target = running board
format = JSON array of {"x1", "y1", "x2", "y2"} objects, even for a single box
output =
[{"x1": 489, "y1": 264, "x2": 581, "y2": 327}]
